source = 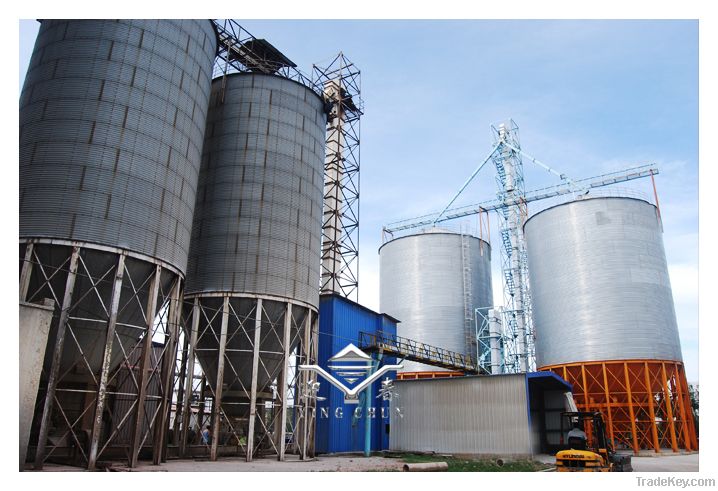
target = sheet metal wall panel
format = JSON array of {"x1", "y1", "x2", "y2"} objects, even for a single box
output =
[
  {"x1": 389, "y1": 375, "x2": 532, "y2": 455},
  {"x1": 20, "y1": 19, "x2": 217, "y2": 273},
  {"x1": 379, "y1": 231, "x2": 493, "y2": 371},
  {"x1": 185, "y1": 73, "x2": 325, "y2": 308},
  {"x1": 543, "y1": 390, "x2": 566, "y2": 446},
  {"x1": 316, "y1": 295, "x2": 397, "y2": 453},
  {"x1": 524, "y1": 197, "x2": 683, "y2": 367}
]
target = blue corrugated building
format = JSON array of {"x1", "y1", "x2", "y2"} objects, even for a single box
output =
[{"x1": 316, "y1": 293, "x2": 399, "y2": 454}]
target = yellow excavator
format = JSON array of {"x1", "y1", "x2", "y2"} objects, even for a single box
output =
[{"x1": 555, "y1": 411, "x2": 632, "y2": 472}]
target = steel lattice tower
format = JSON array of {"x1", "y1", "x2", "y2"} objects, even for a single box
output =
[
  {"x1": 490, "y1": 120, "x2": 535, "y2": 372},
  {"x1": 314, "y1": 54, "x2": 363, "y2": 301}
]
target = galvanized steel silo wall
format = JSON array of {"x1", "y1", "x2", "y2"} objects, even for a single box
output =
[
  {"x1": 525, "y1": 197, "x2": 682, "y2": 367},
  {"x1": 184, "y1": 73, "x2": 325, "y2": 416},
  {"x1": 379, "y1": 230, "x2": 493, "y2": 372},
  {"x1": 20, "y1": 19, "x2": 217, "y2": 272},
  {"x1": 18, "y1": 19, "x2": 217, "y2": 467},
  {"x1": 19, "y1": 20, "x2": 217, "y2": 374},
  {"x1": 524, "y1": 196, "x2": 697, "y2": 452}
]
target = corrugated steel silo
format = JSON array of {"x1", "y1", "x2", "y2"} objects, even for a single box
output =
[
  {"x1": 19, "y1": 19, "x2": 217, "y2": 468},
  {"x1": 379, "y1": 229, "x2": 493, "y2": 372},
  {"x1": 184, "y1": 72, "x2": 325, "y2": 421},
  {"x1": 21, "y1": 19, "x2": 216, "y2": 272},
  {"x1": 525, "y1": 196, "x2": 697, "y2": 452}
]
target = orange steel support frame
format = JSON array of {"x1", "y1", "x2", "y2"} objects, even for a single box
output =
[
  {"x1": 542, "y1": 360, "x2": 697, "y2": 454},
  {"x1": 397, "y1": 371, "x2": 464, "y2": 380}
]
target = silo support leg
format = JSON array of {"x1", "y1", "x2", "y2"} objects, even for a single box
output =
[
  {"x1": 661, "y1": 363, "x2": 679, "y2": 453},
  {"x1": 601, "y1": 363, "x2": 615, "y2": 445},
  {"x1": 209, "y1": 296, "x2": 229, "y2": 462},
  {"x1": 246, "y1": 298, "x2": 263, "y2": 462},
  {"x1": 19, "y1": 242, "x2": 34, "y2": 301},
  {"x1": 672, "y1": 363, "x2": 691, "y2": 451},
  {"x1": 88, "y1": 254, "x2": 126, "y2": 470},
  {"x1": 179, "y1": 299, "x2": 200, "y2": 457},
  {"x1": 129, "y1": 265, "x2": 161, "y2": 468},
  {"x1": 276, "y1": 302, "x2": 292, "y2": 461},
  {"x1": 172, "y1": 330, "x2": 189, "y2": 447},
  {"x1": 643, "y1": 362, "x2": 661, "y2": 453},
  {"x1": 306, "y1": 311, "x2": 319, "y2": 458},
  {"x1": 34, "y1": 247, "x2": 80, "y2": 470},
  {"x1": 623, "y1": 362, "x2": 640, "y2": 454},
  {"x1": 299, "y1": 310, "x2": 313, "y2": 460},
  {"x1": 158, "y1": 281, "x2": 182, "y2": 463}
]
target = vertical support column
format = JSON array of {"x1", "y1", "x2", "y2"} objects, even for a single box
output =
[
  {"x1": 681, "y1": 364, "x2": 698, "y2": 450},
  {"x1": 179, "y1": 298, "x2": 200, "y2": 457},
  {"x1": 678, "y1": 364, "x2": 698, "y2": 450},
  {"x1": 276, "y1": 302, "x2": 292, "y2": 461},
  {"x1": 153, "y1": 279, "x2": 182, "y2": 464},
  {"x1": 172, "y1": 331, "x2": 189, "y2": 446},
  {"x1": 643, "y1": 362, "x2": 661, "y2": 453},
  {"x1": 671, "y1": 362, "x2": 691, "y2": 451},
  {"x1": 299, "y1": 310, "x2": 312, "y2": 460},
  {"x1": 246, "y1": 298, "x2": 263, "y2": 462},
  {"x1": 580, "y1": 364, "x2": 592, "y2": 443},
  {"x1": 196, "y1": 375, "x2": 207, "y2": 446},
  {"x1": 307, "y1": 311, "x2": 319, "y2": 458},
  {"x1": 210, "y1": 296, "x2": 229, "y2": 462},
  {"x1": 661, "y1": 362, "x2": 679, "y2": 453},
  {"x1": 88, "y1": 253, "x2": 126, "y2": 470},
  {"x1": 623, "y1": 362, "x2": 639, "y2": 454},
  {"x1": 129, "y1": 264, "x2": 161, "y2": 467},
  {"x1": 19, "y1": 242, "x2": 35, "y2": 301},
  {"x1": 601, "y1": 363, "x2": 615, "y2": 446},
  {"x1": 34, "y1": 246, "x2": 80, "y2": 470}
]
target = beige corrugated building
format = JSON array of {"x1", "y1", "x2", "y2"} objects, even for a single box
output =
[{"x1": 389, "y1": 372, "x2": 572, "y2": 456}]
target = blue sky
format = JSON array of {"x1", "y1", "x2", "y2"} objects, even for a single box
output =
[{"x1": 19, "y1": 19, "x2": 699, "y2": 382}]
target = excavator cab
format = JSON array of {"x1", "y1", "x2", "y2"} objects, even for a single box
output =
[{"x1": 555, "y1": 411, "x2": 632, "y2": 472}]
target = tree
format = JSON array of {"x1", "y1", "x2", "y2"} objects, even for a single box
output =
[{"x1": 688, "y1": 383, "x2": 699, "y2": 433}]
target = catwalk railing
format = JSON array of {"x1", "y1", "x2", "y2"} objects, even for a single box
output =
[{"x1": 358, "y1": 331, "x2": 487, "y2": 375}]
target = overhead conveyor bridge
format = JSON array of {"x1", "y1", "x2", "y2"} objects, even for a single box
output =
[{"x1": 358, "y1": 331, "x2": 487, "y2": 375}]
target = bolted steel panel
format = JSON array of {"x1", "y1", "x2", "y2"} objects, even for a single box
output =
[
  {"x1": 524, "y1": 197, "x2": 683, "y2": 367},
  {"x1": 379, "y1": 230, "x2": 493, "y2": 372},
  {"x1": 19, "y1": 19, "x2": 217, "y2": 274},
  {"x1": 185, "y1": 73, "x2": 325, "y2": 308}
]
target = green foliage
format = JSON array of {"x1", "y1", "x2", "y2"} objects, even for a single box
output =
[{"x1": 688, "y1": 384, "x2": 699, "y2": 433}]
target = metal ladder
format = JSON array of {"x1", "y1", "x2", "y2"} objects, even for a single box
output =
[{"x1": 461, "y1": 230, "x2": 474, "y2": 357}]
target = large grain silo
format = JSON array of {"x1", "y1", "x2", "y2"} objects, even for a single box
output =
[
  {"x1": 182, "y1": 71, "x2": 325, "y2": 461},
  {"x1": 19, "y1": 19, "x2": 217, "y2": 469},
  {"x1": 525, "y1": 196, "x2": 697, "y2": 453},
  {"x1": 379, "y1": 229, "x2": 493, "y2": 373}
]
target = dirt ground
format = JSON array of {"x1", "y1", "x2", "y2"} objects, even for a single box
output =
[
  {"x1": 135, "y1": 454, "x2": 406, "y2": 472},
  {"x1": 29, "y1": 451, "x2": 699, "y2": 472},
  {"x1": 30, "y1": 455, "x2": 407, "y2": 472}
]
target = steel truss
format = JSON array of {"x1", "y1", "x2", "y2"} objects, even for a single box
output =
[
  {"x1": 382, "y1": 122, "x2": 662, "y2": 374},
  {"x1": 359, "y1": 330, "x2": 485, "y2": 374},
  {"x1": 314, "y1": 53, "x2": 363, "y2": 301},
  {"x1": 475, "y1": 307, "x2": 515, "y2": 374},
  {"x1": 490, "y1": 120, "x2": 534, "y2": 372},
  {"x1": 544, "y1": 360, "x2": 698, "y2": 453},
  {"x1": 171, "y1": 295, "x2": 318, "y2": 462},
  {"x1": 20, "y1": 240, "x2": 182, "y2": 470},
  {"x1": 212, "y1": 19, "x2": 315, "y2": 88}
]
